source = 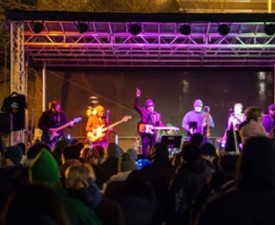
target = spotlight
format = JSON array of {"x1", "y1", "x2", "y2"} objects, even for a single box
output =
[
  {"x1": 218, "y1": 24, "x2": 230, "y2": 36},
  {"x1": 129, "y1": 24, "x2": 141, "y2": 35},
  {"x1": 179, "y1": 25, "x2": 191, "y2": 35},
  {"x1": 77, "y1": 23, "x2": 89, "y2": 34},
  {"x1": 32, "y1": 22, "x2": 43, "y2": 34},
  {"x1": 264, "y1": 23, "x2": 275, "y2": 36}
]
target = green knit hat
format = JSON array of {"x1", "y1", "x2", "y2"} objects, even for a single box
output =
[{"x1": 28, "y1": 149, "x2": 60, "y2": 187}]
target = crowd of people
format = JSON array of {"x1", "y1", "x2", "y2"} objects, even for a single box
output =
[
  {"x1": 1, "y1": 88, "x2": 275, "y2": 225},
  {"x1": 1, "y1": 132, "x2": 275, "y2": 225}
]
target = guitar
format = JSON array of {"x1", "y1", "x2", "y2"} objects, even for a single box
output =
[
  {"x1": 87, "y1": 115, "x2": 132, "y2": 142},
  {"x1": 49, "y1": 117, "x2": 82, "y2": 141},
  {"x1": 137, "y1": 122, "x2": 179, "y2": 135}
]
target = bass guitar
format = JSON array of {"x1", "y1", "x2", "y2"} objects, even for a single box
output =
[
  {"x1": 49, "y1": 117, "x2": 82, "y2": 141},
  {"x1": 137, "y1": 122, "x2": 179, "y2": 135},
  {"x1": 87, "y1": 115, "x2": 132, "y2": 142}
]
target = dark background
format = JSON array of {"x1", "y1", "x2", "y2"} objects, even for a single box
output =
[{"x1": 44, "y1": 69, "x2": 274, "y2": 145}]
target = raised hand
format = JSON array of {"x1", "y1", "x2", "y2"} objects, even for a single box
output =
[{"x1": 136, "y1": 87, "x2": 141, "y2": 97}]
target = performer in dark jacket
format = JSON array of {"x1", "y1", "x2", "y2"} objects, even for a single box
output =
[
  {"x1": 38, "y1": 100, "x2": 74, "y2": 147},
  {"x1": 134, "y1": 88, "x2": 164, "y2": 157}
]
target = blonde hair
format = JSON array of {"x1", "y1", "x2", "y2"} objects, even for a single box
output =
[
  {"x1": 95, "y1": 105, "x2": 104, "y2": 113},
  {"x1": 65, "y1": 163, "x2": 96, "y2": 189}
]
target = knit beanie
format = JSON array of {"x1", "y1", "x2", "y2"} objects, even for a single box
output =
[
  {"x1": 118, "y1": 153, "x2": 137, "y2": 172},
  {"x1": 28, "y1": 149, "x2": 60, "y2": 187},
  {"x1": 5, "y1": 146, "x2": 23, "y2": 166},
  {"x1": 193, "y1": 99, "x2": 203, "y2": 107}
]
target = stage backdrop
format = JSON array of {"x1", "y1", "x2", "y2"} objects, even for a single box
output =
[{"x1": 44, "y1": 69, "x2": 274, "y2": 148}]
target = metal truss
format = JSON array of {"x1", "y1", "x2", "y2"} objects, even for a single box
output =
[
  {"x1": 10, "y1": 21, "x2": 26, "y2": 93},
  {"x1": 23, "y1": 20, "x2": 275, "y2": 68},
  {"x1": 10, "y1": 21, "x2": 27, "y2": 145}
]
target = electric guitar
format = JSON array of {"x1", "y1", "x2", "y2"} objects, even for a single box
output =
[
  {"x1": 49, "y1": 117, "x2": 82, "y2": 141},
  {"x1": 87, "y1": 115, "x2": 132, "y2": 142},
  {"x1": 137, "y1": 122, "x2": 179, "y2": 135}
]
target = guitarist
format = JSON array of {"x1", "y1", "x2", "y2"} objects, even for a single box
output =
[
  {"x1": 134, "y1": 88, "x2": 164, "y2": 158},
  {"x1": 86, "y1": 105, "x2": 109, "y2": 148},
  {"x1": 38, "y1": 100, "x2": 74, "y2": 147}
]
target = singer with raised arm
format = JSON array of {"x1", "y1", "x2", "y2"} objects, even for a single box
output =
[
  {"x1": 86, "y1": 105, "x2": 109, "y2": 149},
  {"x1": 134, "y1": 88, "x2": 164, "y2": 158},
  {"x1": 38, "y1": 100, "x2": 75, "y2": 147},
  {"x1": 182, "y1": 99, "x2": 214, "y2": 139}
]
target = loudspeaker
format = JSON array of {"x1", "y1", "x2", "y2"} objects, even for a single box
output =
[{"x1": 0, "y1": 112, "x2": 12, "y2": 134}]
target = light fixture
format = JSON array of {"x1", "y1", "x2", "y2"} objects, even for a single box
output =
[
  {"x1": 179, "y1": 24, "x2": 191, "y2": 35},
  {"x1": 218, "y1": 24, "x2": 230, "y2": 36},
  {"x1": 264, "y1": 23, "x2": 275, "y2": 36},
  {"x1": 77, "y1": 22, "x2": 89, "y2": 34},
  {"x1": 32, "y1": 22, "x2": 43, "y2": 34},
  {"x1": 129, "y1": 24, "x2": 141, "y2": 35}
]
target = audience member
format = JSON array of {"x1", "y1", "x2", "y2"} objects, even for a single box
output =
[
  {"x1": 101, "y1": 142, "x2": 122, "y2": 180},
  {"x1": 168, "y1": 143, "x2": 212, "y2": 225},
  {"x1": 196, "y1": 136, "x2": 275, "y2": 225},
  {"x1": 142, "y1": 143, "x2": 174, "y2": 225},
  {"x1": 239, "y1": 106, "x2": 268, "y2": 145}
]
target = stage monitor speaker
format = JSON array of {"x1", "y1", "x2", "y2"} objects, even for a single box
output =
[
  {"x1": 0, "y1": 112, "x2": 12, "y2": 134},
  {"x1": 161, "y1": 135, "x2": 182, "y2": 148}
]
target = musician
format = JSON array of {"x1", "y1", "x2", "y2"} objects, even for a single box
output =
[
  {"x1": 38, "y1": 100, "x2": 74, "y2": 146},
  {"x1": 226, "y1": 103, "x2": 246, "y2": 131},
  {"x1": 86, "y1": 105, "x2": 109, "y2": 148},
  {"x1": 222, "y1": 103, "x2": 246, "y2": 152},
  {"x1": 134, "y1": 88, "x2": 164, "y2": 157},
  {"x1": 262, "y1": 104, "x2": 275, "y2": 134},
  {"x1": 182, "y1": 99, "x2": 214, "y2": 137}
]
